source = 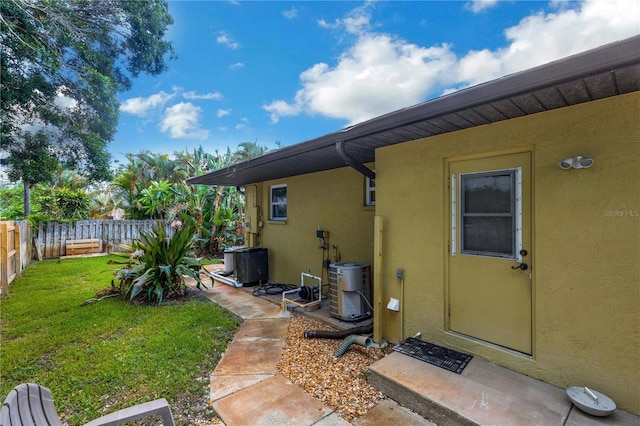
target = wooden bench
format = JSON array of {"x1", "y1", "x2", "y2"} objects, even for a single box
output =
[{"x1": 65, "y1": 239, "x2": 100, "y2": 256}]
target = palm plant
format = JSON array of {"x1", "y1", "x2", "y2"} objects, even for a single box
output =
[
  {"x1": 233, "y1": 141, "x2": 269, "y2": 162},
  {"x1": 88, "y1": 185, "x2": 122, "y2": 219},
  {"x1": 138, "y1": 180, "x2": 175, "y2": 219},
  {"x1": 136, "y1": 151, "x2": 188, "y2": 184},
  {"x1": 105, "y1": 143, "x2": 273, "y2": 253},
  {"x1": 111, "y1": 217, "x2": 206, "y2": 303},
  {"x1": 111, "y1": 154, "x2": 145, "y2": 219}
]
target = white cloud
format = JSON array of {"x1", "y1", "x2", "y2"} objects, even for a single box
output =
[
  {"x1": 235, "y1": 117, "x2": 249, "y2": 130},
  {"x1": 183, "y1": 91, "x2": 223, "y2": 100},
  {"x1": 120, "y1": 91, "x2": 176, "y2": 116},
  {"x1": 217, "y1": 31, "x2": 241, "y2": 49},
  {"x1": 265, "y1": 34, "x2": 457, "y2": 125},
  {"x1": 217, "y1": 109, "x2": 231, "y2": 117},
  {"x1": 265, "y1": 0, "x2": 640, "y2": 126},
  {"x1": 263, "y1": 99, "x2": 302, "y2": 124},
  {"x1": 159, "y1": 102, "x2": 209, "y2": 140},
  {"x1": 54, "y1": 88, "x2": 77, "y2": 110},
  {"x1": 283, "y1": 7, "x2": 298, "y2": 20},
  {"x1": 465, "y1": 0, "x2": 499, "y2": 13},
  {"x1": 229, "y1": 62, "x2": 245, "y2": 70},
  {"x1": 456, "y1": 0, "x2": 640, "y2": 87},
  {"x1": 317, "y1": 2, "x2": 373, "y2": 35}
]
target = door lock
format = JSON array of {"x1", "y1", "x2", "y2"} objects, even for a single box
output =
[{"x1": 511, "y1": 263, "x2": 528, "y2": 270}]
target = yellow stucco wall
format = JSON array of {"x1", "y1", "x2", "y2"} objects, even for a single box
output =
[
  {"x1": 375, "y1": 92, "x2": 640, "y2": 413},
  {"x1": 243, "y1": 166, "x2": 375, "y2": 286}
]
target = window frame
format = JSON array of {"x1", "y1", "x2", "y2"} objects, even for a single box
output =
[
  {"x1": 365, "y1": 176, "x2": 376, "y2": 206},
  {"x1": 453, "y1": 168, "x2": 522, "y2": 261},
  {"x1": 269, "y1": 184, "x2": 287, "y2": 221}
]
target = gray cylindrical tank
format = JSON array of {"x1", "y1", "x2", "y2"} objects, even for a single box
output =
[
  {"x1": 329, "y1": 262, "x2": 371, "y2": 321},
  {"x1": 335, "y1": 262, "x2": 367, "y2": 292}
]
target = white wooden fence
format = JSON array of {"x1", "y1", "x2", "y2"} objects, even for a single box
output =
[{"x1": 35, "y1": 220, "x2": 175, "y2": 258}]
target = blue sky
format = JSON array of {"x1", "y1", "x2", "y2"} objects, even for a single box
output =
[{"x1": 112, "y1": 0, "x2": 639, "y2": 164}]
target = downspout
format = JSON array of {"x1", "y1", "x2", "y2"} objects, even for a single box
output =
[{"x1": 336, "y1": 141, "x2": 375, "y2": 180}]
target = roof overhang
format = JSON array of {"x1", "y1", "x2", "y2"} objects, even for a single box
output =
[{"x1": 188, "y1": 35, "x2": 640, "y2": 187}]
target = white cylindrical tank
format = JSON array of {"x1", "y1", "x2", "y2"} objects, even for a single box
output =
[{"x1": 223, "y1": 246, "x2": 244, "y2": 274}]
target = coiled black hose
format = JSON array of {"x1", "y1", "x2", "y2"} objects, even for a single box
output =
[{"x1": 303, "y1": 324, "x2": 373, "y2": 339}]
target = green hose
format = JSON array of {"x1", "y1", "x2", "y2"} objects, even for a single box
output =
[{"x1": 334, "y1": 334, "x2": 373, "y2": 357}]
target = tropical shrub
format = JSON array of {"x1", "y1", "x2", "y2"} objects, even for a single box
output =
[
  {"x1": 138, "y1": 180, "x2": 175, "y2": 219},
  {"x1": 111, "y1": 217, "x2": 206, "y2": 303},
  {"x1": 212, "y1": 207, "x2": 241, "y2": 252},
  {"x1": 55, "y1": 187, "x2": 91, "y2": 219}
]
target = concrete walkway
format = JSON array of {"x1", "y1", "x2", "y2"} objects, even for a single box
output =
[{"x1": 189, "y1": 267, "x2": 433, "y2": 426}]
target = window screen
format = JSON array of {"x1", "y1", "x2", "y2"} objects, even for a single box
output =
[{"x1": 460, "y1": 171, "x2": 515, "y2": 258}]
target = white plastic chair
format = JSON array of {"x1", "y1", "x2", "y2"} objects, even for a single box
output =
[{"x1": 1, "y1": 383, "x2": 175, "y2": 426}]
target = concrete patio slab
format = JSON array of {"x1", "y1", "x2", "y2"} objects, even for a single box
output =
[
  {"x1": 212, "y1": 374, "x2": 334, "y2": 426},
  {"x1": 353, "y1": 399, "x2": 436, "y2": 426},
  {"x1": 212, "y1": 318, "x2": 287, "y2": 377},
  {"x1": 210, "y1": 373, "x2": 273, "y2": 402},
  {"x1": 462, "y1": 356, "x2": 571, "y2": 420},
  {"x1": 199, "y1": 280, "x2": 287, "y2": 319},
  {"x1": 368, "y1": 352, "x2": 572, "y2": 426},
  {"x1": 234, "y1": 318, "x2": 289, "y2": 340},
  {"x1": 565, "y1": 406, "x2": 640, "y2": 426},
  {"x1": 312, "y1": 413, "x2": 352, "y2": 425},
  {"x1": 213, "y1": 338, "x2": 285, "y2": 375}
]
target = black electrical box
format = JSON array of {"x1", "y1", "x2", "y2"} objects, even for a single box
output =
[{"x1": 234, "y1": 248, "x2": 268, "y2": 285}]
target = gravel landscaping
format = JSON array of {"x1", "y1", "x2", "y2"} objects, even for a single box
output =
[
  {"x1": 166, "y1": 312, "x2": 386, "y2": 425},
  {"x1": 278, "y1": 313, "x2": 386, "y2": 422}
]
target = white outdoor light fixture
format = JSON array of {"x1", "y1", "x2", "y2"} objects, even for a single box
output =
[{"x1": 558, "y1": 156, "x2": 594, "y2": 170}]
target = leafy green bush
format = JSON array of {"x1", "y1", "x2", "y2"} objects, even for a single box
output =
[
  {"x1": 112, "y1": 217, "x2": 207, "y2": 303},
  {"x1": 55, "y1": 187, "x2": 91, "y2": 219}
]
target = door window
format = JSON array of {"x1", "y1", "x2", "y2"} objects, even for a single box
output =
[{"x1": 455, "y1": 169, "x2": 522, "y2": 260}]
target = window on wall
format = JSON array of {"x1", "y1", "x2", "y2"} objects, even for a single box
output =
[
  {"x1": 365, "y1": 176, "x2": 376, "y2": 206},
  {"x1": 270, "y1": 184, "x2": 287, "y2": 220}
]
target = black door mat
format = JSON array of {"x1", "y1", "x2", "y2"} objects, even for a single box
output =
[{"x1": 392, "y1": 337, "x2": 473, "y2": 374}]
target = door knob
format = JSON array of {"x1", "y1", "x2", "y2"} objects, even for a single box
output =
[{"x1": 511, "y1": 263, "x2": 528, "y2": 270}]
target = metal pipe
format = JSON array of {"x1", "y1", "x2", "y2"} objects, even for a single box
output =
[
  {"x1": 355, "y1": 290, "x2": 374, "y2": 314},
  {"x1": 203, "y1": 271, "x2": 243, "y2": 288}
]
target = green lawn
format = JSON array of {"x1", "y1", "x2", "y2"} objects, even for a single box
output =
[{"x1": 0, "y1": 255, "x2": 239, "y2": 425}]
